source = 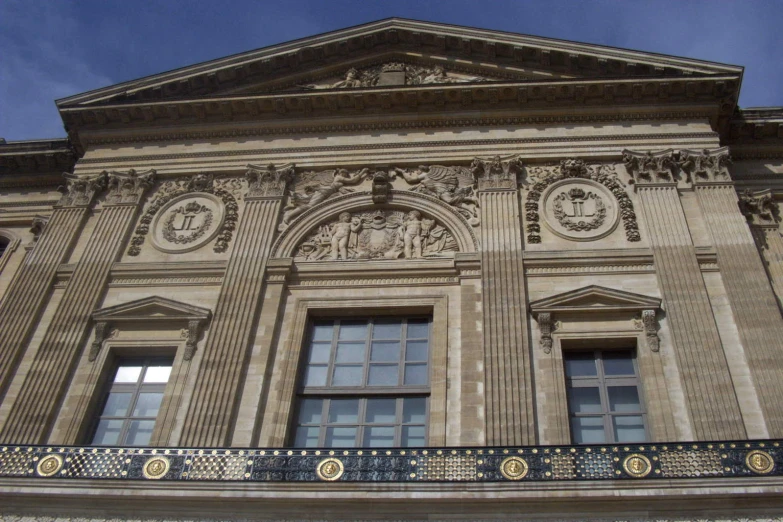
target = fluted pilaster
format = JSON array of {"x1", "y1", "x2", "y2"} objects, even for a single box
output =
[
  {"x1": 696, "y1": 183, "x2": 783, "y2": 435},
  {"x1": 180, "y1": 164, "x2": 293, "y2": 446}
]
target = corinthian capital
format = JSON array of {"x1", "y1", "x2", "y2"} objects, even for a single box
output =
[
  {"x1": 738, "y1": 189, "x2": 779, "y2": 226},
  {"x1": 105, "y1": 169, "x2": 156, "y2": 205},
  {"x1": 622, "y1": 149, "x2": 676, "y2": 184},
  {"x1": 679, "y1": 147, "x2": 732, "y2": 184},
  {"x1": 245, "y1": 163, "x2": 295, "y2": 198},
  {"x1": 57, "y1": 172, "x2": 106, "y2": 208},
  {"x1": 471, "y1": 154, "x2": 523, "y2": 190}
]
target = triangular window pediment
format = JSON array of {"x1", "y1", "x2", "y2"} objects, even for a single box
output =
[
  {"x1": 530, "y1": 285, "x2": 661, "y2": 314},
  {"x1": 92, "y1": 296, "x2": 211, "y2": 323}
]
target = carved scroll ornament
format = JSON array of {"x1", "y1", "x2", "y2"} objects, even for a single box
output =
[{"x1": 295, "y1": 209, "x2": 457, "y2": 261}]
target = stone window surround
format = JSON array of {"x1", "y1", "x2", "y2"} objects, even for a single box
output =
[{"x1": 258, "y1": 294, "x2": 449, "y2": 448}]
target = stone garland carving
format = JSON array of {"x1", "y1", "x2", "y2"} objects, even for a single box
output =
[
  {"x1": 641, "y1": 309, "x2": 660, "y2": 352},
  {"x1": 738, "y1": 189, "x2": 779, "y2": 225},
  {"x1": 57, "y1": 172, "x2": 106, "y2": 207},
  {"x1": 281, "y1": 168, "x2": 369, "y2": 230},
  {"x1": 553, "y1": 188, "x2": 606, "y2": 231},
  {"x1": 536, "y1": 312, "x2": 553, "y2": 354},
  {"x1": 525, "y1": 159, "x2": 640, "y2": 243},
  {"x1": 304, "y1": 62, "x2": 490, "y2": 89},
  {"x1": 295, "y1": 209, "x2": 457, "y2": 261},
  {"x1": 245, "y1": 163, "x2": 295, "y2": 198},
  {"x1": 105, "y1": 169, "x2": 156, "y2": 205},
  {"x1": 392, "y1": 165, "x2": 479, "y2": 224},
  {"x1": 127, "y1": 174, "x2": 239, "y2": 256}
]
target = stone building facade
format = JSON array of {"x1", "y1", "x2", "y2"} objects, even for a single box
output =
[{"x1": 1, "y1": 18, "x2": 783, "y2": 521}]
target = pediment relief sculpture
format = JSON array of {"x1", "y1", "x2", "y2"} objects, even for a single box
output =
[
  {"x1": 294, "y1": 209, "x2": 457, "y2": 262},
  {"x1": 302, "y1": 62, "x2": 493, "y2": 90}
]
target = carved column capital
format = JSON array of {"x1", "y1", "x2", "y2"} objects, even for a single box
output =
[
  {"x1": 738, "y1": 189, "x2": 779, "y2": 227},
  {"x1": 622, "y1": 149, "x2": 677, "y2": 185},
  {"x1": 679, "y1": 147, "x2": 732, "y2": 184},
  {"x1": 57, "y1": 172, "x2": 106, "y2": 208},
  {"x1": 535, "y1": 312, "x2": 553, "y2": 354},
  {"x1": 105, "y1": 169, "x2": 156, "y2": 206},
  {"x1": 471, "y1": 154, "x2": 523, "y2": 191},
  {"x1": 641, "y1": 309, "x2": 660, "y2": 352},
  {"x1": 245, "y1": 163, "x2": 295, "y2": 199}
]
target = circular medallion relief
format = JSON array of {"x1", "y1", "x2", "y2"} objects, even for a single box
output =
[
  {"x1": 143, "y1": 456, "x2": 170, "y2": 479},
  {"x1": 151, "y1": 193, "x2": 225, "y2": 253},
  {"x1": 36, "y1": 454, "x2": 63, "y2": 477},
  {"x1": 316, "y1": 458, "x2": 345, "y2": 481},
  {"x1": 541, "y1": 179, "x2": 619, "y2": 241},
  {"x1": 622, "y1": 454, "x2": 652, "y2": 478},
  {"x1": 500, "y1": 456, "x2": 529, "y2": 480},
  {"x1": 745, "y1": 450, "x2": 775, "y2": 474}
]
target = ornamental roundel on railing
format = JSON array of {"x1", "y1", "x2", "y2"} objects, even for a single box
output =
[
  {"x1": 2, "y1": 440, "x2": 779, "y2": 483},
  {"x1": 525, "y1": 159, "x2": 640, "y2": 244}
]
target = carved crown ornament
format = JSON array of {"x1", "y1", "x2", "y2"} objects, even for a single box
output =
[
  {"x1": 127, "y1": 173, "x2": 240, "y2": 256},
  {"x1": 90, "y1": 296, "x2": 212, "y2": 362},
  {"x1": 525, "y1": 159, "x2": 640, "y2": 244},
  {"x1": 622, "y1": 147, "x2": 732, "y2": 186},
  {"x1": 529, "y1": 286, "x2": 662, "y2": 354}
]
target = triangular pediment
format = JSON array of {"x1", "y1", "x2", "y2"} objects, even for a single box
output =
[
  {"x1": 92, "y1": 296, "x2": 211, "y2": 323},
  {"x1": 57, "y1": 18, "x2": 742, "y2": 109},
  {"x1": 530, "y1": 285, "x2": 661, "y2": 314}
]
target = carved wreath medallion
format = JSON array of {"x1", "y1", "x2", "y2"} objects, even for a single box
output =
[
  {"x1": 499, "y1": 456, "x2": 529, "y2": 480},
  {"x1": 622, "y1": 454, "x2": 652, "y2": 478},
  {"x1": 151, "y1": 193, "x2": 225, "y2": 254},
  {"x1": 316, "y1": 458, "x2": 344, "y2": 481},
  {"x1": 36, "y1": 454, "x2": 63, "y2": 477},
  {"x1": 143, "y1": 456, "x2": 170, "y2": 479},
  {"x1": 542, "y1": 179, "x2": 619, "y2": 241},
  {"x1": 745, "y1": 450, "x2": 774, "y2": 474}
]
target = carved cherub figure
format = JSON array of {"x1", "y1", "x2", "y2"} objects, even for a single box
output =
[
  {"x1": 282, "y1": 168, "x2": 369, "y2": 226},
  {"x1": 393, "y1": 165, "x2": 478, "y2": 210},
  {"x1": 329, "y1": 211, "x2": 361, "y2": 260},
  {"x1": 401, "y1": 210, "x2": 425, "y2": 258}
]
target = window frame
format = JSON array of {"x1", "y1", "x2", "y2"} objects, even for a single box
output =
[
  {"x1": 90, "y1": 356, "x2": 174, "y2": 446},
  {"x1": 564, "y1": 348, "x2": 649, "y2": 445},
  {"x1": 291, "y1": 316, "x2": 432, "y2": 448}
]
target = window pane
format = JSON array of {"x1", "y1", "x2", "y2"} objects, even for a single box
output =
[
  {"x1": 143, "y1": 365, "x2": 172, "y2": 383},
  {"x1": 373, "y1": 320, "x2": 401, "y2": 339},
  {"x1": 325, "y1": 427, "x2": 357, "y2": 447},
  {"x1": 571, "y1": 416, "x2": 606, "y2": 444},
  {"x1": 101, "y1": 393, "x2": 131, "y2": 417},
  {"x1": 332, "y1": 365, "x2": 363, "y2": 386},
  {"x1": 308, "y1": 343, "x2": 331, "y2": 364},
  {"x1": 564, "y1": 353, "x2": 597, "y2": 377},
  {"x1": 613, "y1": 415, "x2": 646, "y2": 443},
  {"x1": 336, "y1": 342, "x2": 365, "y2": 363},
  {"x1": 406, "y1": 319, "x2": 429, "y2": 339},
  {"x1": 603, "y1": 351, "x2": 635, "y2": 376},
  {"x1": 403, "y1": 398, "x2": 427, "y2": 424},
  {"x1": 297, "y1": 398, "x2": 323, "y2": 424},
  {"x1": 304, "y1": 365, "x2": 327, "y2": 387},
  {"x1": 312, "y1": 323, "x2": 333, "y2": 341},
  {"x1": 294, "y1": 426, "x2": 320, "y2": 448},
  {"x1": 114, "y1": 366, "x2": 142, "y2": 383},
  {"x1": 568, "y1": 387, "x2": 602, "y2": 413},
  {"x1": 132, "y1": 392, "x2": 164, "y2": 417},
  {"x1": 338, "y1": 321, "x2": 367, "y2": 341},
  {"x1": 365, "y1": 398, "x2": 396, "y2": 424},
  {"x1": 126, "y1": 420, "x2": 155, "y2": 446},
  {"x1": 405, "y1": 340, "x2": 428, "y2": 361},
  {"x1": 401, "y1": 425, "x2": 426, "y2": 447},
  {"x1": 608, "y1": 386, "x2": 641, "y2": 412},
  {"x1": 364, "y1": 426, "x2": 395, "y2": 447},
  {"x1": 370, "y1": 341, "x2": 400, "y2": 362},
  {"x1": 328, "y1": 399, "x2": 360, "y2": 423},
  {"x1": 92, "y1": 419, "x2": 123, "y2": 445},
  {"x1": 368, "y1": 364, "x2": 399, "y2": 386},
  {"x1": 404, "y1": 363, "x2": 428, "y2": 385}
]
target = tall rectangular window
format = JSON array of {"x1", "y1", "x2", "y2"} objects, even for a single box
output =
[
  {"x1": 91, "y1": 358, "x2": 173, "y2": 446},
  {"x1": 292, "y1": 317, "x2": 430, "y2": 448},
  {"x1": 564, "y1": 349, "x2": 647, "y2": 444}
]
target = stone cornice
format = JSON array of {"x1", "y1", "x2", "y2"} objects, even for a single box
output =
[{"x1": 0, "y1": 139, "x2": 77, "y2": 178}]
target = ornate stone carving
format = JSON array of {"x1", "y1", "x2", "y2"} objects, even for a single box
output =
[
  {"x1": 471, "y1": 154, "x2": 524, "y2": 191},
  {"x1": 281, "y1": 168, "x2": 369, "y2": 229},
  {"x1": 150, "y1": 193, "x2": 225, "y2": 254},
  {"x1": 536, "y1": 312, "x2": 553, "y2": 354},
  {"x1": 553, "y1": 187, "x2": 607, "y2": 231},
  {"x1": 127, "y1": 174, "x2": 239, "y2": 256},
  {"x1": 29, "y1": 215, "x2": 49, "y2": 243},
  {"x1": 245, "y1": 163, "x2": 295, "y2": 198},
  {"x1": 295, "y1": 209, "x2": 457, "y2": 261},
  {"x1": 738, "y1": 189, "x2": 778, "y2": 225},
  {"x1": 184, "y1": 319, "x2": 202, "y2": 361},
  {"x1": 622, "y1": 149, "x2": 677, "y2": 184},
  {"x1": 393, "y1": 165, "x2": 478, "y2": 224},
  {"x1": 543, "y1": 180, "x2": 617, "y2": 241},
  {"x1": 526, "y1": 161, "x2": 640, "y2": 243},
  {"x1": 679, "y1": 147, "x2": 732, "y2": 183},
  {"x1": 88, "y1": 321, "x2": 110, "y2": 362},
  {"x1": 371, "y1": 171, "x2": 391, "y2": 204},
  {"x1": 305, "y1": 63, "x2": 492, "y2": 89},
  {"x1": 641, "y1": 309, "x2": 660, "y2": 352},
  {"x1": 105, "y1": 169, "x2": 156, "y2": 205},
  {"x1": 57, "y1": 172, "x2": 106, "y2": 207}
]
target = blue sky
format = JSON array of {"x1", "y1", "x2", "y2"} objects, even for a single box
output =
[{"x1": 1, "y1": 0, "x2": 781, "y2": 141}]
